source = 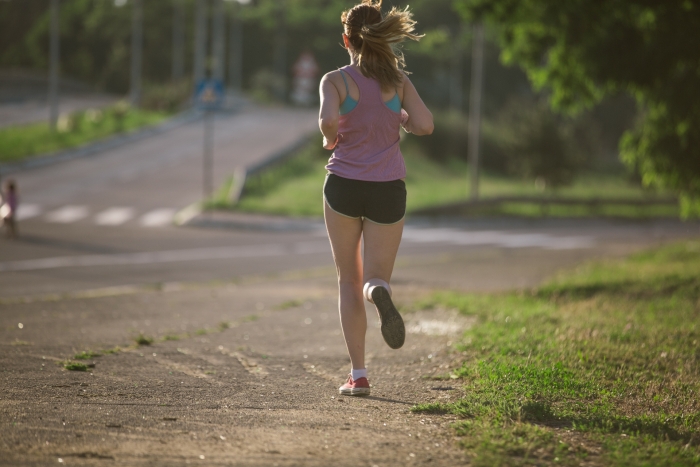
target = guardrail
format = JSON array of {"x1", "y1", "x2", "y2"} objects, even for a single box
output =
[{"x1": 227, "y1": 132, "x2": 315, "y2": 204}]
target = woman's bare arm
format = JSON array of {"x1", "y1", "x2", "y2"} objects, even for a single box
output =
[
  {"x1": 319, "y1": 73, "x2": 341, "y2": 149},
  {"x1": 401, "y1": 74, "x2": 433, "y2": 136}
]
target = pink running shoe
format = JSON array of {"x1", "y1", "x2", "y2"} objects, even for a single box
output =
[{"x1": 338, "y1": 375, "x2": 370, "y2": 396}]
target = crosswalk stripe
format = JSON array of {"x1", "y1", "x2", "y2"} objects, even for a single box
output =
[
  {"x1": 16, "y1": 204, "x2": 42, "y2": 221},
  {"x1": 46, "y1": 205, "x2": 89, "y2": 223},
  {"x1": 95, "y1": 207, "x2": 135, "y2": 226},
  {"x1": 12, "y1": 205, "x2": 594, "y2": 248},
  {"x1": 140, "y1": 208, "x2": 176, "y2": 227}
]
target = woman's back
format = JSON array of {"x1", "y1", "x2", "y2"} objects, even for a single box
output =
[{"x1": 325, "y1": 66, "x2": 405, "y2": 182}]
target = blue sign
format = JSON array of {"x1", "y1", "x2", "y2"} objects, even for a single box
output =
[{"x1": 194, "y1": 79, "x2": 225, "y2": 110}]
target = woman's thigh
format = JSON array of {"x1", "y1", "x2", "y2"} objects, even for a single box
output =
[
  {"x1": 362, "y1": 217, "x2": 404, "y2": 283},
  {"x1": 324, "y1": 201, "x2": 364, "y2": 284}
]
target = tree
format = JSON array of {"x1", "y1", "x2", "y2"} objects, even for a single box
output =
[{"x1": 455, "y1": 0, "x2": 700, "y2": 216}]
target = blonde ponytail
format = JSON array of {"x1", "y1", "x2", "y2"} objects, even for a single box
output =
[{"x1": 342, "y1": 0, "x2": 423, "y2": 90}]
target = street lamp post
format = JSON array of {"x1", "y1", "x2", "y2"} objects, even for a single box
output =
[
  {"x1": 273, "y1": 2, "x2": 287, "y2": 102},
  {"x1": 48, "y1": 0, "x2": 60, "y2": 131},
  {"x1": 225, "y1": 0, "x2": 250, "y2": 94},
  {"x1": 193, "y1": 0, "x2": 208, "y2": 86},
  {"x1": 130, "y1": 0, "x2": 143, "y2": 107},
  {"x1": 172, "y1": 0, "x2": 185, "y2": 82},
  {"x1": 468, "y1": 22, "x2": 485, "y2": 201},
  {"x1": 450, "y1": 22, "x2": 466, "y2": 113},
  {"x1": 228, "y1": 3, "x2": 242, "y2": 92},
  {"x1": 211, "y1": 0, "x2": 226, "y2": 83}
]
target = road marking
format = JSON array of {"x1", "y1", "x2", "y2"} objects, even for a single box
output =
[
  {"x1": 45, "y1": 205, "x2": 89, "y2": 223},
  {"x1": 140, "y1": 209, "x2": 176, "y2": 227},
  {"x1": 401, "y1": 227, "x2": 593, "y2": 250},
  {"x1": 95, "y1": 207, "x2": 134, "y2": 226},
  {"x1": 16, "y1": 204, "x2": 42, "y2": 221}
]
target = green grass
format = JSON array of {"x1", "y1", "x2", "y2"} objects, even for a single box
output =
[
  {"x1": 212, "y1": 136, "x2": 677, "y2": 218},
  {"x1": 63, "y1": 362, "x2": 89, "y2": 372},
  {"x1": 133, "y1": 333, "x2": 154, "y2": 346},
  {"x1": 73, "y1": 350, "x2": 101, "y2": 360},
  {"x1": 411, "y1": 240, "x2": 700, "y2": 466},
  {"x1": 0, "y1": 102, "x2": 170, "y2": 163}
]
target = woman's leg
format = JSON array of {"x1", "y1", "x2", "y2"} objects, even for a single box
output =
[
  {"x1": 324, "y1": 202, "x2": 366, "y2": 370},
  {"x1": 362, "y1": 218, "x2": 405, "y2": 348},
  {"x1": 362, "y1": 218, "x2": 404, "y2": 299}
]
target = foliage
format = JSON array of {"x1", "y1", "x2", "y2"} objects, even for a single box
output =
[
  {"x1": 403, "y1": 111, "x2": 469, "y2": 163},
  {"x1": 3, "y1": 0, "x2": 141, "y2": 93},
  {"x1": 0, "y1": 0, "x2": 496, "y2": 109},
  {"x1": 212, "y1": 136, "x2": 675, "y2": 218},
  {"x1": 413, "y1": 240, "x2": 700, "y2": 466},
  {"x1": 0, "y1": 104, "x2": 169, "y2": 163},
  {"x1": 455, "y1": 0, "x2": 700, "y2": 216},
  {"x1": 492, "y1": 98, "x2": 591, "y2": 188},
  {"x1": 141, "y1": 80, "x2": 193, "y2": 113}
]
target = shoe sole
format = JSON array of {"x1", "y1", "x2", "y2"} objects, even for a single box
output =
[
  {"x1": 338, "y1": 387, "x2": 370, "y2": 396},
  {"x1": 371, "y1": 286, "x2": 405, "y2": 349}
]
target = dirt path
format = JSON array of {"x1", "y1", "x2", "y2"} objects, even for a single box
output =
[
  {"x1": 3, "y1": 221, "x2": 697, "y2": 466},
  {"x1": 1, "y1": 275, "x2": 474, "y2": 466}
]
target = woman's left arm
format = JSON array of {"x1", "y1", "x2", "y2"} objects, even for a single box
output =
[{"x1": 319, "y1": 73, "x2": 341, "y2": 150}]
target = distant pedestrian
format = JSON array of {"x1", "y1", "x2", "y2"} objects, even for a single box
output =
[
  {"x1": 1, "y1": 179, "x2": 18, "y2": 238},
  {"x1": 319, "y1": 0, "x2": 433, "y2": 396}
]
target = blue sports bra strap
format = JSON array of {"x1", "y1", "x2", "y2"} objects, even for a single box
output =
[{"x1": 339, "y1": 70, "x2": 350, "y2": 95}]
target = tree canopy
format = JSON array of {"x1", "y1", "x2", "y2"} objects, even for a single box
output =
[{"x1": 456, "y1": 0, "x2": 700, "y2": 216}]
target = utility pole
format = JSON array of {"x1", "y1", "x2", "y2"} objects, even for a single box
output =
[
  {"x1": 228, "y1": 2, "x2": 243, "y2": 92},
  {"x1": 468, "y1": 22, "x2": 485, "y2": 201},
  {"x1": 172, "y1": 0, "x2": 185, "y2": 82},
  {"x1": 48, "y1": 0, "x2": 60, "y2": 131},
  {"x1": 211, "y1": 0, "x2": 225, "y2": 82},
  {"x1": 273, "y1": 2, "x2": 287, "y2": 101},
  {"x1": 193, "y1": 0, "x2": 208, "y2": 86},
  {"x1": 203, "y1": 110, "x2": 214, "y2": 198},
  {"x1": 130, "y1": 0, "x2": 143, "y2": 107}
]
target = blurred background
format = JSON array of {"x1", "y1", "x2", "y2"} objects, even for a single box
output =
[{"x1": 0, "y1": 0, "x2": 698, "y2": 297}]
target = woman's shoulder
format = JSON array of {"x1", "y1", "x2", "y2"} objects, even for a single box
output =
[
  {"x1": 321, "y1": 69, "x2": 351, "y2": 93},
  {"x1": 322, "y1": 69, "x2": 340, "y2": 78}
]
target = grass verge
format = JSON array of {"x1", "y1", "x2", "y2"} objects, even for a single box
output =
[
  {"x1": 411, "y1": 240, "x2": 700, "y2": 466},
  {"x1": 0, "y1": 102, "x2": 170, "y2": 164},
  {"x1": 211, "y1": 136, "x2": 677, "y2": 218}
]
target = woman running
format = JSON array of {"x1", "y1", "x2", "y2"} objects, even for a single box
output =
[{"x1": 319, "y1": 0, "x2": 433, "y2": 397}]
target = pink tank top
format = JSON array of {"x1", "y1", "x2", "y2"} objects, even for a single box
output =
[{"x1": 325, "y1": 66, "x2": 406, "y2": 182}]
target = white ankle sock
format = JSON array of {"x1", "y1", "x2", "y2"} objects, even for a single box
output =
[
  {"x1": 363, "y1": 279, "x2": 392, "y2": 303},
  {"x1": 351, "y1": 368, "x2": 367, "y2": 380}
]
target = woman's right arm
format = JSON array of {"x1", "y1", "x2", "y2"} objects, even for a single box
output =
[
  {"x1": 401, "y1": 74, "x2": 434, "y2": 136},
  {"x1": 319, "y1": 73, "x2": 341, "y2": 150}
]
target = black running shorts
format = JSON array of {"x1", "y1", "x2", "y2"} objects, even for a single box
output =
[{"x1": 323, "y1": 173, "x2": 406, "y2": 225}]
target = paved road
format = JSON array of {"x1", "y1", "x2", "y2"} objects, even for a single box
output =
[
  {"x1": 1, "y1": 213, "x2": 698, "y2": 298},
  {"x1": 6, "y1": 105, "x2": 317, "y2": 225}
]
